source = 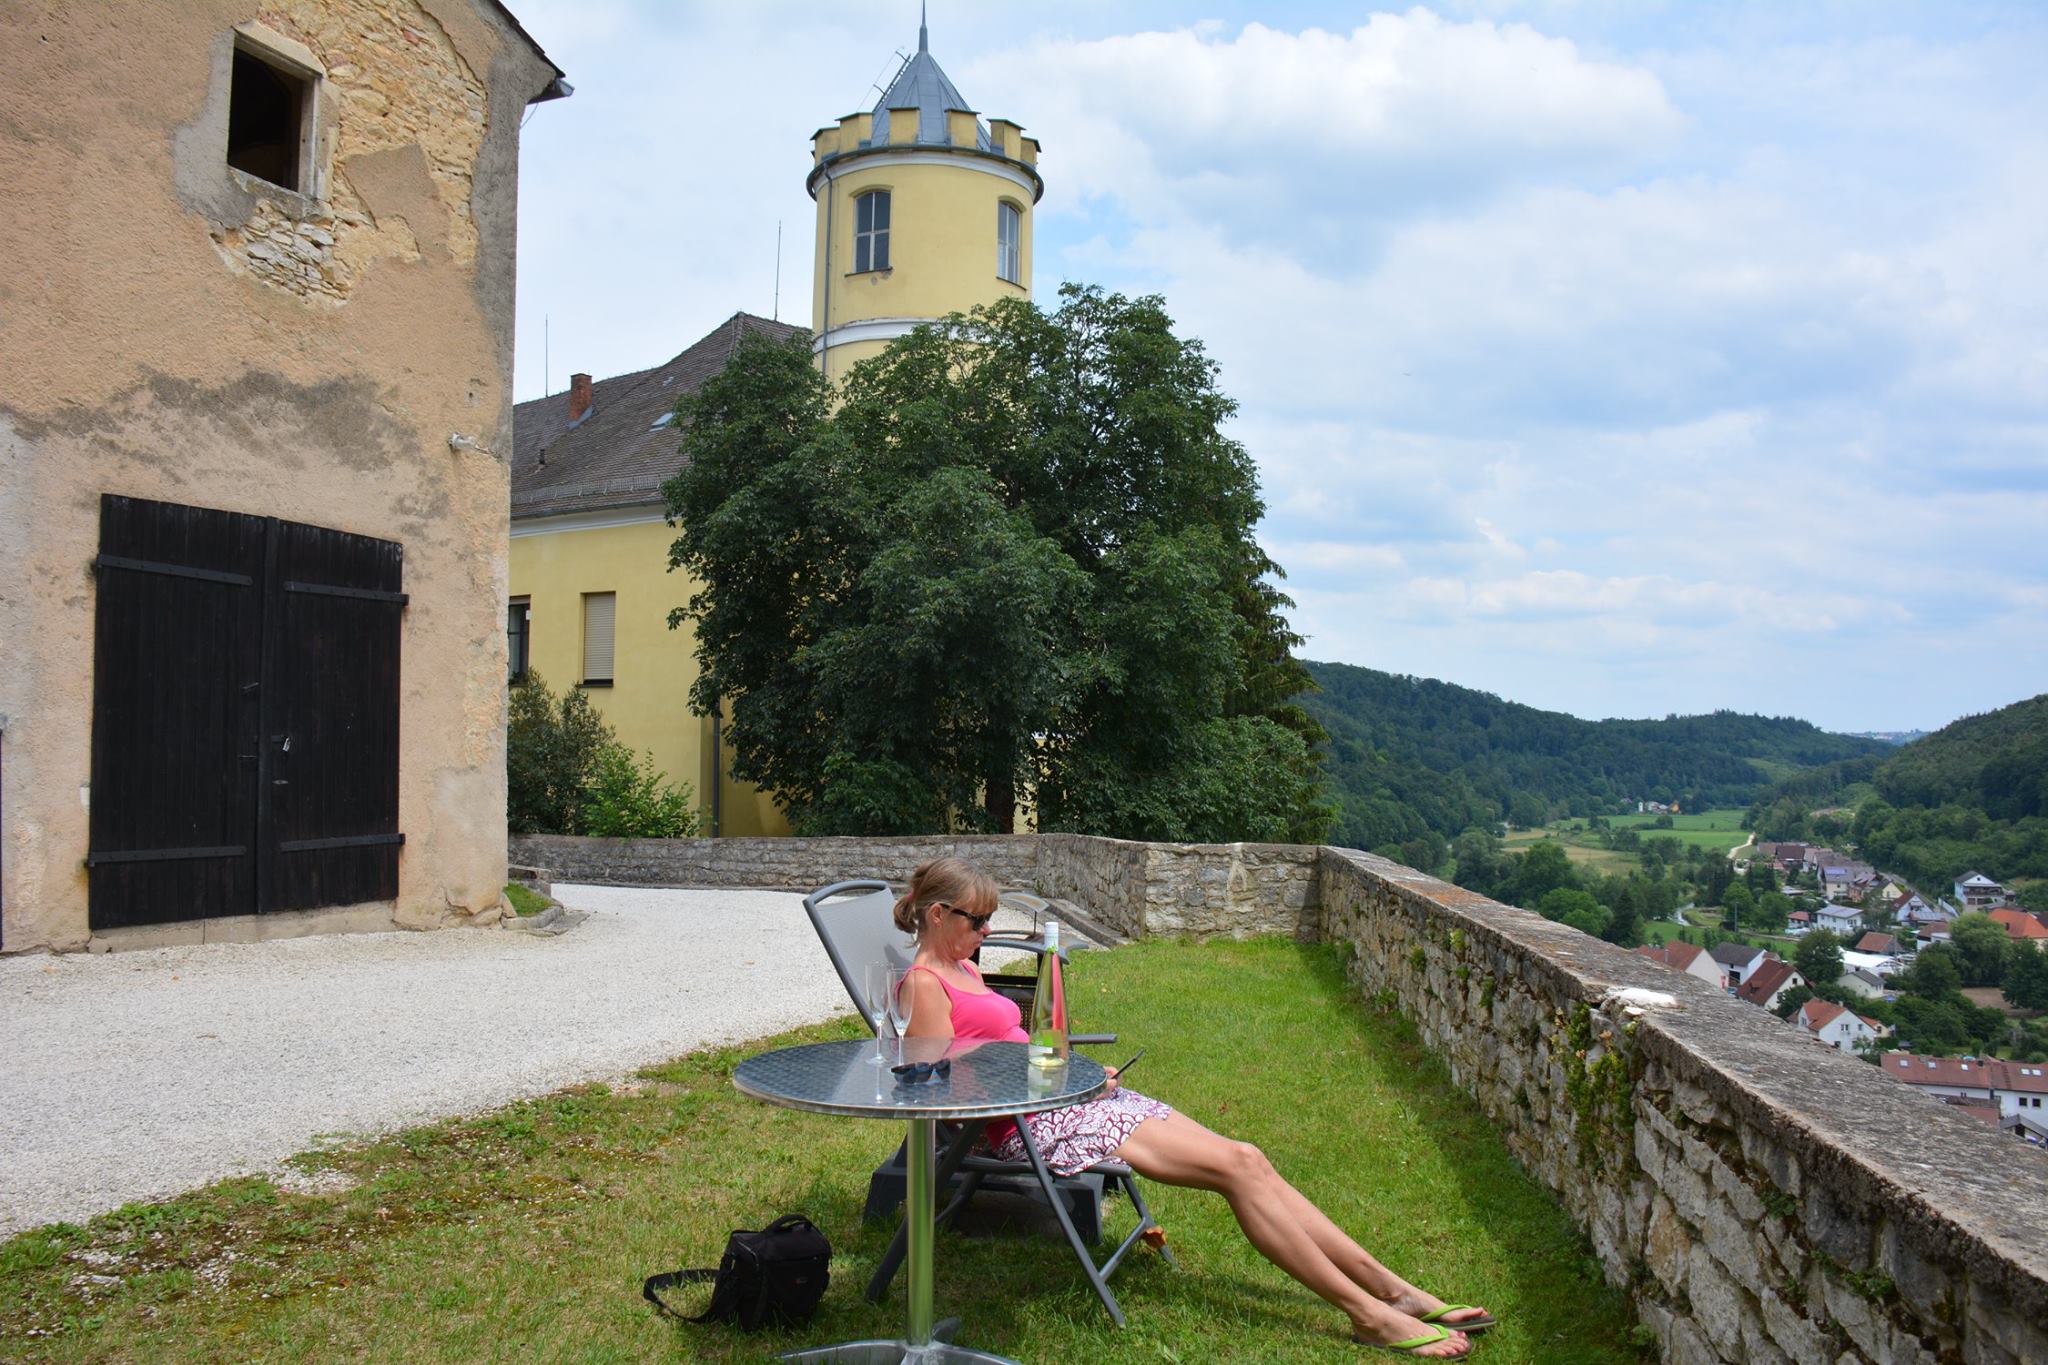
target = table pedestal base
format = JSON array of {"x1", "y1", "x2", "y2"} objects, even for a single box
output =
[
  {"x1": 779, "y1": 1117, "x2": 1018, "y2": 1364},
  {"x1": 776, "y1": 1316, "x2": 1014, "y2": 1363}
]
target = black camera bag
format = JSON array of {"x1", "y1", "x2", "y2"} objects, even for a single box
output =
[{"x1": 642, "y1": 1213, "x2": 832, "y2": 1331}]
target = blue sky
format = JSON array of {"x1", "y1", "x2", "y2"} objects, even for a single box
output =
[{"x1": 508, "y1": 2, "x2": 2048, "y2": 735}]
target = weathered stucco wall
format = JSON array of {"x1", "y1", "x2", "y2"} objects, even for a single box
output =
[
  {"x1": 0, "y1": 2, "x2": 559, "y2": 950},
  {"x1": 510, "y1": 831, "x2": 2048, "y2": 1360}
]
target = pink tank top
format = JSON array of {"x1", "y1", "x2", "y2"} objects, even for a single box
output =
[
  {"x1": 913, "y1": 961, "x2": 1028, "y2": 1145},
  {"x1": 912, "y1": 961, "x2": 1028, "y2": 1043}
]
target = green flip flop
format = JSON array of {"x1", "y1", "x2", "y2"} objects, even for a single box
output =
[
  {"x1": 1352, "y1": 1323, "x2": 1467, "y2": 1356},
  {"x1": 1421, "y1": 1304, "x2": 1497, "y2": 1334}
]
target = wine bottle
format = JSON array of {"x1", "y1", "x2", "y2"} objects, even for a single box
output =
[{"x1": 1027, "y1": 920, "x2": 1069, "y2": 1069}]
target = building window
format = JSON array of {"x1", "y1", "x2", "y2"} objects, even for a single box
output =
[
  {"x1": 227, "y1": 39, "x2": 315, "y2": 191},
  {"x1": 507, "y1": 598, "x2": 529, "y2": 683},
  {"x1": 997, "y1": 201, "x2": 1021, "y2": 283},
  {"x1": 581, "y1": 592, "x2": 615, "y2": 686},
  {"x1": 854, "y1": 190, "x2": 890, "y2": 273}
]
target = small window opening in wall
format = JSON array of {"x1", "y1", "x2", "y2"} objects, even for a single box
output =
[
  {"x1": 854, "y1": 190, "x2": 890, "y2": 273},
  {"x1": 507, "y1": 598, "x2": 530, "y2": 684},
  {"x1": 581, "y1": 592, "x2": 615, "y2": 687},
  {"x1": 227, "y1": 43, "x2": 311, "y2": 191}
]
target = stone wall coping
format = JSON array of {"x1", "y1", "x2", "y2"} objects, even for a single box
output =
[{"x1": 1320, "y1": 845, "x2": 2048, "y2": 1321}]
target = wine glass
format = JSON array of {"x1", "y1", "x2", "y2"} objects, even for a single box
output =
[
  {"x1": 861, "y1": 964, "x2": 894, "y2": 1064},
  {"x1": 886, "y1": 967, "x2": 916, "y2": 1043}
]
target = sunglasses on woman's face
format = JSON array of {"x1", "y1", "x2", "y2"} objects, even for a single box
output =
[{"x1": 940, "y1": 904, "x2": 994, "y2": 932}]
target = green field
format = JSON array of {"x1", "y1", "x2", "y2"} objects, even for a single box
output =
[{"x1": 1503, "y1": 808, "x2": 1752, "y2": 870}]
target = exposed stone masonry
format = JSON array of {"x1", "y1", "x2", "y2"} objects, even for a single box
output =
[
  {"x1": 514, "y1": 830, "x2": 2048, "y2": 1361},
  {"x1": 210, "y1": 0, "x2": 487, "y2": 301}
]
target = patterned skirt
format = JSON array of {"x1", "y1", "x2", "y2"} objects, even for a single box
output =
[{"x1": 987, "y1": 1087, "x2": 1173, "y2": 1176}]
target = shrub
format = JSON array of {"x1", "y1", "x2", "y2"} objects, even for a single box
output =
[
  {"x1": 507, "y1": 673, "x2": 615, "y2": 835},
  {"x1": 582, "y1": 745, "x2": 701, "y2": 839}
]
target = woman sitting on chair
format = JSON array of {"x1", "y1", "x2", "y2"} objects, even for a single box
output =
[{"x1": 895, "y1": 856, "x2": 1491, "y2": 1358}]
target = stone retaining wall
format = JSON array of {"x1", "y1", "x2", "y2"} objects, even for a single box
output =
[
  {"x1": 510, "y1": 831, "x2": 2048, "y2": 1362},
  {"x1": 1318, "y1": 847, "x2": 2048, "y2": 1365},
  {"x1": 507, "y1": 832, "x2": 1319, "y2": 940}
]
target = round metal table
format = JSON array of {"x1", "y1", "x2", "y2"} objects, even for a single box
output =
[{"x1": 735, "y1": 1038, "x2": 1106, "y2": 1363}]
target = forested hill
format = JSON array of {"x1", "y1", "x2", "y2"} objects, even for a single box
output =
[
  {"x1": 1872, "y1": 693, "x2": 2048, "y2": 818},
  {"x1": 1749, "y1": 692, "x2": 2048, "y2": 891},
  {"x1": 1299, "y1": 661, "x2": 1890, "y2": 855}
]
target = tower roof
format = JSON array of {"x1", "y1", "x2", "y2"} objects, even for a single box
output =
[{"x1": 868, "y1": 11, "x2": 989, "y2": 150}]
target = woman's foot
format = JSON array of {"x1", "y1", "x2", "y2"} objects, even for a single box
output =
[
  {"x1": 1384, "y1": 1291, "x2": 1496, "y2": 1334},
  {"x1": 1350, "y1": 1305, "x2": 1470, "y2": 1358}
]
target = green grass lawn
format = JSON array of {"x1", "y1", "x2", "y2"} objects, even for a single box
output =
[
  {"x1": 1603, "y1": 809, "x2": 1751, "y2": 854},
  {"x1": 0, "y1": 940, "x2": 1640, "y2": 1364}
]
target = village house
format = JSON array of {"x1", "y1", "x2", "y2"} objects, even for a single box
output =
[
  {"x1": 1794, "y1": 998, "x2": 1889, "y2": 1051},
  {"x1": 0, "y1": 2, "x2": 565, "y2": 952},
  {"x1": 1709, "y1": 941, "x2": 1768, "y2": 991},
  {"x1": 1632, "y1": 940, "x2": 1725, "y2": 989},
  {"x1": 1737, "y1": 958, "x2": 1807, "y2": 1011},
  {"x1": 1955, "y1": 872, "x2": 2008, "y2": 909},
  {"x1": 1988, "y1": 907, "x2": 2048, "y2": 944},
  {"x1": 1856, "y1": 931, "x2": 1907, "y2": 956},
  {"x1": 1882, "y1": 1054, "x2": 2048, "y2": 1141},
  {"x1": 1813, "y1": 901, "x2": 1865, "y2": 934}
]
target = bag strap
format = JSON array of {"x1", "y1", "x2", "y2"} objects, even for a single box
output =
[
  {"x1": 642, "y1": 1268, "x2": 722, "y2": 1322},
  {"x1": 759, "y1": 1213, "x2": 819, "y2": 1237}
]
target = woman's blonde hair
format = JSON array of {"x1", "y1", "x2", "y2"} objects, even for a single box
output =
[{"x1": 892, "y1": 857, "x2": 998, "y2": 937}]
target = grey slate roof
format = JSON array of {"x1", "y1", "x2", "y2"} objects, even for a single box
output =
[
  {"x1": 1711, "y1": 942, "x2": 1763, "y2": 967},
  {"x1": 511, "y1": 312, "x2": 804, "y2": 520},
  {"x1": 867, "y1": 18, "x2": 990, "y2": 150}
]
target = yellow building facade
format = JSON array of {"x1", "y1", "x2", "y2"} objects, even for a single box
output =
[
  {"x1": 509, "y1": 18, "x2": 1041, "y2": 835},
  {"x1": 809, "y1": 16, "x2": 1043, "y2": 378}
]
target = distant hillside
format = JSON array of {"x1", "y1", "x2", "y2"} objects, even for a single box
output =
[
  {"x1": 1874, "y1": 694, "x2": 2048, "y2": 820},
  {"x1": 1299, "y1": 661, "x2": 1889, "y2": 854},
  {"x1": 1751, "y1": 692, "x2": 2048, "y2": 891}
]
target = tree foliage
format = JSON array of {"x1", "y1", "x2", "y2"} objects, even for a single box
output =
[
  {"x1": 1793, "y1": 930, "x2": 1845, "y2": 989},
  {"x1": 663, "y1": 287, "x2": 1331, "y2": 841},
  {"x1": 1748, "y1": 692, "x2": 2048, "y2": 886}
]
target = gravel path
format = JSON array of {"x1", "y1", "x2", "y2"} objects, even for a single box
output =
[{"x1": 0, "y1": 885, "x2": 1038, "y2": 1238}]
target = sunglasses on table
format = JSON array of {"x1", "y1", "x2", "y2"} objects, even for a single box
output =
[
  {"x1": 891, "y1": 1057, "x2": 952, "y2": 1083},
  {"x1": 937, "y1": 903, "x2": 994, "y2": 932}
]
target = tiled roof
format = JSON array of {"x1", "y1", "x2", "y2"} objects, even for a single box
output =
[
  {"x1": 1737, "y1": 959, "x2": 1799, "y2": 1005},
  {"x1": 1711, "y1": 942, "x2": 1764, "y2": 967},
  {"x1": 1882, "y1": 1053, "x2": 2048, "y2": 1094},
  {"x1": 1989, "y1": 908, "x2": 2048, "y2": 940},
  {"x1": 1798, "y1": 999, "x2": 1848, "y2": 1030},
  {"x1": 1855, "y1": 933, "x2": 1902, "y2": 953},
  {"x1": 511, "y1": 312, "x2": 805, "y2": 520}
]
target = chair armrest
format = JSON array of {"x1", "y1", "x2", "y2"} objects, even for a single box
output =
[
  {"x1": 981, "y1": 931, "x2": 1079, "y2": 961},
  {"x1": 1073, "y1": 1033, "x2": 1117, "y2": 1046}
]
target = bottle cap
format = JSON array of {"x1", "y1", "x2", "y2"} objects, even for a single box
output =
[{"x1": 1043, "y1": 919, "x2": 1059, "y2": 949}]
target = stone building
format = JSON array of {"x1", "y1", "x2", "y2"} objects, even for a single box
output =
[{"x1": 0, "y1": 1, "x2": 566, "y2": 951}]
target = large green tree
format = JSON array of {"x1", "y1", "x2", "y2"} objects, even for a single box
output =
[{"x1": 663, "y1": 286, "x2": 1331, "y2": 841}]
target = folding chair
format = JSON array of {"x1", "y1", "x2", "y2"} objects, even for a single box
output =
[{"x1": 801, "y1": 880, "x2": 1174, "y2": 1327}]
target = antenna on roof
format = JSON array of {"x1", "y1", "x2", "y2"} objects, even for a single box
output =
[
  {"x1": 773, "y1": 220, "x2": 782, "y2": 321},
  {"x1": 544, "y1": 314, "x2": 550, "y2": 397}
]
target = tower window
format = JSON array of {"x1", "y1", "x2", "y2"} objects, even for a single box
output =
[
  {"x1": 227, "y1": 40, "x2": 315, "y2": 192},
  {"x1": 854, "y1": 190, "x2": 890, "y2": 273},
  {"x1": 997, "y1": 201, "x2": 1022, "y2": 284}
]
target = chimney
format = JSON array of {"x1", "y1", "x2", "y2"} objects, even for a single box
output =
[{"x1": 568, "y1": 372, "x2": 592, "y2": 422}]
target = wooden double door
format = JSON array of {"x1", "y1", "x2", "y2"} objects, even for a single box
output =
[{"x1": 87, "y1": 495, "x2": 407, "y2": 930}]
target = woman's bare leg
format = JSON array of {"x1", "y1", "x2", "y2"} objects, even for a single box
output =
[{"x1": 1114, "y1": 1114, "x2": 1469, "y2": 1357}]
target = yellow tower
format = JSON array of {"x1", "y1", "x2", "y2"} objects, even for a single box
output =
[{"x1": 809, "y1": 10, "x2": 1043, "y2": 380}]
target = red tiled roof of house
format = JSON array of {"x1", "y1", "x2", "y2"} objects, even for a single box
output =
[
  {"x1": 1738, "y1": 959, "x2": 1799, "y2": 1006},
  {"x1": 1988, "y1": 908, "x2": 2048, "y2": 940},
  {"x1": 1855, "y1": 932, "x2": 1902, "y2": 953},
  {"x1": 1798, "y1": 998, "x2": 1847, "y2": 1030},
  {"x1": 1881, "y1": 1053, "x2": 2048, "y2": 1093}
]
